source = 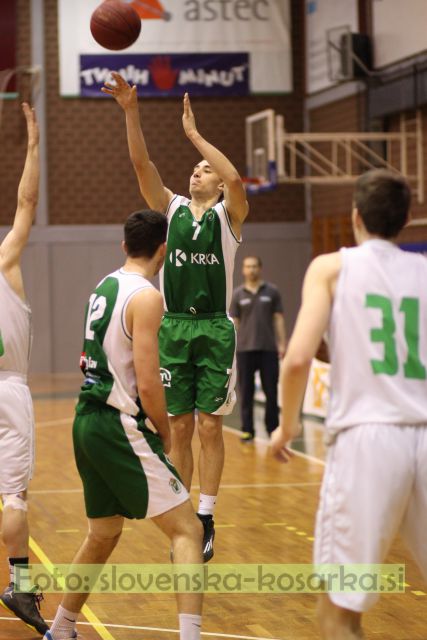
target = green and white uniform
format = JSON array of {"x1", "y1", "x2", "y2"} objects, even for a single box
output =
[
  {"x1": 159, "y1": 194, "x2": 240, "y2": 416},
  {"x1": 75, "y1": 268, "x2": 187, "y2": 519}
]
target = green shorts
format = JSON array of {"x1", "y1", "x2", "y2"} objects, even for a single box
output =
[
  {"x1": 158, "y1": 312, "x2": 237, "y2": 416},
  {"x1": 73, "y1": 402, "x2": 188, "y2": 519}
]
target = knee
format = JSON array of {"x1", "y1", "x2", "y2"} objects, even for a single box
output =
[
  {"x1": 171, "y1": 418, "x2": 194, "y2": 446},
  {"x1": 198, "y1": 415, "x2": 223, "y2": 445},
  {"x1": 87, "y1": 527, "x2": 122, "y2": 552},
  {"x1": 1, "y1": 492, "x2": 28, "y2": 513},
  {"x1": 176, "y1": 513, "x2": 203, "y2": 544}
]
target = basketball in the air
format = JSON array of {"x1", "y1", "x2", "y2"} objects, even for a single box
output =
[{"x1": 90, "y1": 1, "x2": 141, "y2": 51}]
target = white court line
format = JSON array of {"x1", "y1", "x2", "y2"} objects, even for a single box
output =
[
  {"x1": 30, "y1": 488, "x2": 83, "y2": 494},
  {"x1": 0, "y1": 617, "x2": 284, "y2": 640},
  {"x1": 196, "y1": 481, "x2": 321, "y2": 489},
  {"x1": 36, "y1": 419, "x2": 325, "y2": 466},
  {"x1": 30, "y1": 481, "x2": 320, "y2": 495},
  {"x1": 79, "y1": 621, "x2": 285, "y2": 640}
]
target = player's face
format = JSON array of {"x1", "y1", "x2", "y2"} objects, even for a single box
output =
[
  {"x1": 189, "y1": 160, "x2": 223, "y2": 199},
  {"x1": 242, "y1": 258, "x2": 261, "y2": 282}
]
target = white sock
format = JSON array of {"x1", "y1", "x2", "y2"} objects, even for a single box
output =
[
  {"x1": 179, "y1": 613, "x2": 202, "y2": 640},
  {"x1": 198, "y1": 493, "x2": 216, "y2": 516},
  {"x1": 50, "y1": 604, "x2": 78, "y2": 639}
]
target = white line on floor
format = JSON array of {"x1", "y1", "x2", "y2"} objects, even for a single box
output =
[
  {"x1": 0, "y1": 617, "x2": 284, "y2": 640},
  {"x1": 29, "y1": 481, "x2": 320, "y2": 495}
]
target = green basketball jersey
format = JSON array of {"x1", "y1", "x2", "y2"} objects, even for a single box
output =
[
  {"x1": 160, "y1": 195, "x2": 241, "y2": 314},
  {"x1": 77, "y1": 268, "x2": 152, "y2": 416}
]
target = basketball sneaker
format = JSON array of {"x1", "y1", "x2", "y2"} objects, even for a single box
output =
[
  {"x1": 43, "y1": 632, "x2": 78, "y2": 640},
  {"x1": 197, "y1": 513, "x2": 215, "y2": 562},
  {"x1": 0, "y1": 583, "x2": 49, "y2": 635},
  {"x1": 240, "y1": 432, "x2": 255, "y2": 443}
]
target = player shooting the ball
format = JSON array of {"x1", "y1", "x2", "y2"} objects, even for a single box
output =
[{"x1": 103, "y1": 72, "x2": 248, "y2": 563}]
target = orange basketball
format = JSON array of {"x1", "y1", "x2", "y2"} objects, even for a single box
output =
[{"x1": 90, "y1": 1, "x2": 141, "y2": 51}]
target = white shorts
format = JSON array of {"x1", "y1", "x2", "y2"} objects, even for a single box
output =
[
  {"x1": 0, "y1": 380, "x2": 35, "y2": 494},
  {"x1": 314, "y1": 423, "x2": 427, "y2": 612}
]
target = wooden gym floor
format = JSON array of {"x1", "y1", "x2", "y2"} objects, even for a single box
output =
[{"x1": 0, "y1": 374, "x2": 425, "y2": 640}]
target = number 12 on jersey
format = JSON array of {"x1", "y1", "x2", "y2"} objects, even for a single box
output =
[
  {"x1": 85, "y1": 294, "x2": 107, "y2": 340},
  {"x1": 366, "y1": 294, "x2": 426, "y2": 379}
]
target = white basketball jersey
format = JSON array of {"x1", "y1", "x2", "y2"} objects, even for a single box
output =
[
  {"x1": 0, "y1": 271, "x2": 32, "y2": 377},
  {"x1": 327, "y1": 239, "x2": 427, "y2": 433},
  {"x1": 79, "y1": 268, "x2": 153, "y2": 416}
]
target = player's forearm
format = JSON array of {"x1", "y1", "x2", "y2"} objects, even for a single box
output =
[
  {"x1": 138, "y1": 380, "x2": 170, "y2": 438},
  {"x1": 187, "y1": 130, "x2": 241, "y2": 186},
  {"x1": 17, "y1": 144, "x2": 39, "y2": 212},
  {"x1": 279, "y1": 357, "x2": 310, "y2": 440},
  {"x1": 125, "y1": 106, "x2": 151, "y2": 170}
]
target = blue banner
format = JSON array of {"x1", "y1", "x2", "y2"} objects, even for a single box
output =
[
  {"x1": 80, "y1": 53, "x2": 249, "y2": 97},
  {"x1": 400, "y1": 242, "x2": 427, "y2": 257}
]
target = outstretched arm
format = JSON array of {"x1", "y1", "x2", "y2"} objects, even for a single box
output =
[
  {"x1": 102, "y1": 73, "x2": 172, "y2": 213},
  {"x1": 182, "y1": 93, "x2": 248, "y2": 232},
  {"x1": 270, "y1": 253, "x2": 341, "y2": 462},
  {"x1": 0, "y1": 103, "x2": 39, "y2": 297}
]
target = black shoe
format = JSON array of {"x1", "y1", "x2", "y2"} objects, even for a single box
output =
[
  {"x1": 197, "y1": 513, "x2": 215, "y2": 562},
  {"x1": 240, "y1": 432, "x2": 255, "y2": 443},
  {"x1": 0, "y1": 583, "x2": 48, "y2": 636}
]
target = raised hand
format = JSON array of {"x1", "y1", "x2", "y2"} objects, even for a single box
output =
[
  {"x1": 101, "y1": 72, "x2": 137, "y2": 110},
  {"x1": 182, "y1": 92, "x2": 197, "y2": 139},
  {"x1": 22, "y1": 103, "x2": 39, "y2": 147}
]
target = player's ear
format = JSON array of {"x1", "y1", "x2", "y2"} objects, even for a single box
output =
[
  {"x1": 121, "y1": 240, "x2": 128, "y2": 255},
  {"x1": 351, "y1": 207, "x2": 361, "y2": 229},
  {"x1": 158, "y1": 241, "x2": 167, "y2": 259}
]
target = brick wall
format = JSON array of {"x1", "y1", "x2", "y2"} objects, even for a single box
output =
[
  {"x1": 308, "y1": 92, "x2": 427, "y2": 253},
  {"x1": 1, "y1": 0, "x2": 305, "y2": 226}
]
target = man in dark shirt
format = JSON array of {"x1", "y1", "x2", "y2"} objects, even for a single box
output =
[{"x1": 230, "y1": 256, "x2": 286, "y2": 441}]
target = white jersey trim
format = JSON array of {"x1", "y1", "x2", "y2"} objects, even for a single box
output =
[
  {"x1": 121, "y1": 285, "x2": 153, "y2": 340},
  {"x1": 220, "y1": 201, "x2": 241, "y2": 244}
]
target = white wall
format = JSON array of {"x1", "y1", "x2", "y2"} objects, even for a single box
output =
[{"x1": 373, "y1": 0, "x2": 427, "y2": 67}]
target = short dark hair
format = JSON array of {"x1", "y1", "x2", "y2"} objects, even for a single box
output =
[
  {"x1": 243, "y1": 255, "x2": 262, "y2": 267},
  {"x1": 124, "y1": 210, "x2": 167, "y2": 258},
  {"x1": 353, "y1": 170, "x2": 411, "y2": 238}
]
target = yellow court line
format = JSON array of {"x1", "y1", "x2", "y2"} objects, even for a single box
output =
[
  {"x1": 411, "y1": 590, "x2": 426, "y2": 596},
  {"x1": 0, "y1": 501, "x2": 116, "y2": 640},
  {"x1": 28, "y1": 537, "x2": 116, "y2": 640}
]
